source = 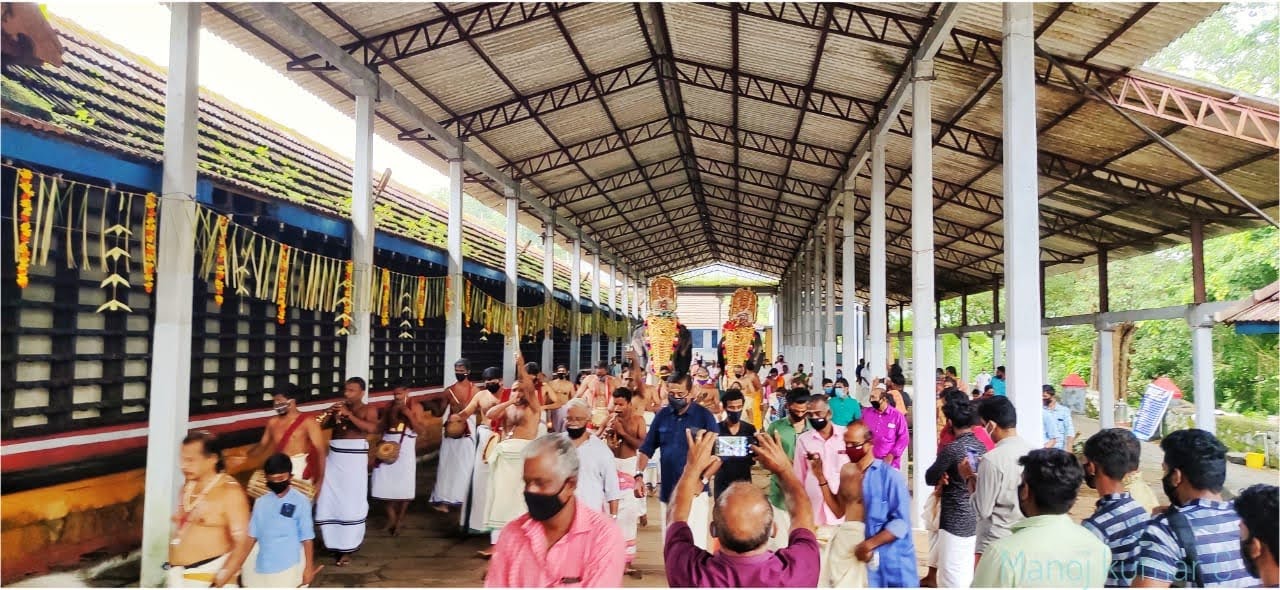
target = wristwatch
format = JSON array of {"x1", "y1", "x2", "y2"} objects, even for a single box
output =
[{"x1": 634, "y1": 472, "x2": 644, "y2": 478}]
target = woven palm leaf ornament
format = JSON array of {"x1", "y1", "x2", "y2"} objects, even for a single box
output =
[
  {"x1": 644, "y1": 277, "x2": 680, "y2": 377},
  {"x1": 398, "y1": 277, "x2": 414, "y2": 339},
  {"x1": 97, "y1": 185, "x2": 133, "y2": 313}
]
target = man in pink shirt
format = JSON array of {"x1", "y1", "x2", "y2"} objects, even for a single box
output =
[
  {"x1": 862, "y1": 383, "x2": 910, "y2": 469},
  {"x1": 794, "y1": 394, "x2": 851, "y2": 552},
  {"x1": 486, "y1": 434, "x2": 625, "y2": 588}
]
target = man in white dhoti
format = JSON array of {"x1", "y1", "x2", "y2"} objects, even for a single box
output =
[
  {"x1": 478, "y1": 356, "x2": 543, "y2": 557},
  {"x1": 242, "y1": 453, "x2": 321, "y2": 588},
  {"x1": 459, "y1": 367, "x2": 503, "y2": 536},
  {"x1": 606, "y1": 378, "x2": 649, "y2": 579},
  {"x1": 314, "y1": 377, "x2": 380, "y2": 566},
  {"x1": 371, "y1": 381, "x2": 428, "y2": 536},
  {"x1": 429, "y1": 359, "x2": 479, "y2": 512}
]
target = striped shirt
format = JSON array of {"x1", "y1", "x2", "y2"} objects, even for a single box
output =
[
  {"x1": 1134, "y1": 498, "x2": 1261, "y2": 587},
  {"x1": 1082, "y1": 492, "x2": 1150, "y2": 587}
]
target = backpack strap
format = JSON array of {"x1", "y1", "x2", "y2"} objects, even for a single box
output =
[{"x1": 1165, "y1": 508, "x2": 1200, "y2": 588}]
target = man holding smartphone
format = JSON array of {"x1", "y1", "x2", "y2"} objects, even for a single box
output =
[{"x1": 713, "y1": 390, "x2": 757, "y2": 499}]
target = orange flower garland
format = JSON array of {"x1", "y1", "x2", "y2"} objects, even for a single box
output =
[
  {"x1": 379, "y1": 268, "x2": 391, "y2": 327},
  {"x1": 341, "y1": 260, "x2": 354, "y2": 331},
  {"x1": 213, "y1": 215, "x2": 229, "y2": 305},
  {"x1": 15, "y1": 169, "x2": 33, "y2": 288},
  {"x1": 142, "y1": 192, "x2": 158, "y2": 293},
  {"x1": 275, "y1": 245, "x2": 290, "y2": 324}
]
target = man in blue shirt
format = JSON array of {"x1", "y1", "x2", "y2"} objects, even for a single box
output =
[
  {"x1": 1082, "y1": 428, "x2": 1150, "y2": 587},
  {"x1": 244, "y1": 453, "x2": 319, "y2": 588},
  {"x1": 991, "y1": 366, "x2": 1007, "y2": 397},
  {"x1": 635, "y1": 371, "x2": 720, "y2": 550},
  {"x1": 1041, "y1": 385, "x2": 1074, "y2": 450}
]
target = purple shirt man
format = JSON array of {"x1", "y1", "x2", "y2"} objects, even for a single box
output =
[
  {"x1": 665, "y1": 522, "x2": 820, "y2": 587},
  {"x1": 862, "y1": 385, "x2": 909, "y2": 469}
]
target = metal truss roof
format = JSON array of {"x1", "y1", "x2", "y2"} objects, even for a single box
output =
[{"x1": 201, "y1": 2, "x2": 1280, "y2": 304}]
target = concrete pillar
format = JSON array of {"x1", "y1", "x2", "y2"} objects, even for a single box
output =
[
  {"x1": 868, "y1": 137, "x2": 888, "y2": 379},
  {"x1": 569, "y1": 238, "x2": 582, "y2": 375},
  {"x1": 1042, "y1": 330, "x2": 1051, "y2": 386},
  {"x1": 608, "y1": 261, "x2": 618, "y2": 365},
  {"x1": 1190, "y1": 320, "x2": 1216, "y2": 433},
  {"x1": 1002, "y1": 2, "x2": 1045, "y2": 445},
  {"x1": 591, "y1": 250, "x2": 601, "y2": 366},
  {"x1": 502, "y1": 188, "x2": 519, "y2": 383},
  {"x1": 842, "y1": 191, "x2": 857, "y2": 375},
  {"x1": 812, "y1": 234, "x2": 823, "y2": 376},
  {"x1": 935, "y1": 336, "x2": 944, "y2": 376},
  {"x1": 141, "y1": 6, "x2": 199, "y2": 584},
  {"x1": 993, "y1": 331, "x2": 1004, "y2": 368},
  {"x1": 345, "y1": 84, "x2": 375, "y2": 381},
  {"x1": 1098, "y1": 327, "x2": 1116, "y2": 429},
  {"x1": 910, "y1": 57, "x2": 938, "y2": 525},
  {"x1": 445, "y1": 156, "x2": 465, "y2": 381},
  {"x1": 541, "y1": 219, "x2": 555, "y2": 372},
  {"x1": 960, "y1": 334, "x2": 970, "y2": 387},
  {"x1": 825, "y1": 215, "x2": 838, "y2": 376}
]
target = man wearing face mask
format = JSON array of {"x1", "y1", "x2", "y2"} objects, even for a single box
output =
[
  {"x1": 431, "y1": 359, "x2": 479, "y2": 512},
  {"x1": 544, "y1": 364, "x2": 574, "y2": 433},
  {"x1": 1080, "y1": 428, "x2": 1149, "y2": 587},
  {"x1": 1041, "y1": 385, "x2": 1074, "y2": 450},
  {"x1": 636, "y1": 371, "x2": 721, "y2": 550},
  {"x1": 1234, "y1": 484, "x2": 1278, "y2": 587},
  {"x1": 576, "y1": 361, "x2": 622, "y2": 431},
  {"x1": 923, "y1": 394, "x2": 986, "y2": 588},
  {"x1": 713, "y1": 390, "x2": 757, "y2": 499},
  {"x1": 795, "y1": 394, "x2": 851, "y2": 555},
  {"x1": 863, "y1": 383, "x2": 909, "y2": 470},
  {"x1": 694, "y1": 366, "x2": 724, "y2": 419},
  {"x1": 829, "y1": 378, "x2": 861, "y2": 428},
  {"x1": 480, "y1": 355, "x2": 546, "y2": 556},
  {"x1": 486, "y1": 434, "x2": 626, "y2": 587},
  {"x1": 765, "y1": 388, "x2": 811, "y2": 546},
  {"x1": 562, "y1": 399, "x2": 622, "y2": 518},
  {"x1": 967, "y1": 396, "x2": 1035, "y2": 564},
  {"x1": 229, "y1": 383, "x2": 327, "y2": 494},
  {"x1": 810, "y1": 421, "x2": 917, "y2": 588},
  {"x1": 242, "y1": 453, "x2": 321, "y2": 588},
  {"x1": 1132, "y1": 429, "x2": 1260, "y2": 588},
  {"x1": 972, "y1": 449, "x2": 1109, "y2": 587}
]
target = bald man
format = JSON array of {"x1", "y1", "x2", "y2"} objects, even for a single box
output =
[
  {"x1": 663, "y1": 430, "x2": 821, "y2": 587},
  {"x1": 810, "y1": 421, "x2": 917, "y2": 587}
]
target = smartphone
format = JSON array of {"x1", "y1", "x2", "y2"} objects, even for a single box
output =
[
  {"x1": 965, "y1": 449, "x2": 979, "y2": 472},
  {"x1": 716, "y1": 436, "x2": 750, "y2": 458}
]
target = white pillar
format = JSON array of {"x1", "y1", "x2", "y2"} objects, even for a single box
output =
[
  {"x1": 608, "y1": 262, "x2": 618, "y2": 364},
  {"x1": 841, "y1": 191, "x2": 857, "y2": 375},
  {"x1": 898, "y1": 334, "x2": 907, "y2": 369},
  {"x1": 141, "y1": 5, "x2": 199, "y2": 585},
  {"x1": 591, "y1": 250, "x2": 602, "y2": 366},
  {"x1": 993, "y1": 331, "x2": 1004, "y2": 368},
  {"x1": 935, "y1": 336, "x2": 944, "y2": 375},
  {"x1": 445, "y1": 156, "x2": 465, "y2": 380},
  {"x1": 502, "y1": 188, "x2": 519, "y2": 383},
  {"x1": 542, "y1": 218, "x2": 555, "y2": 372},
  {"x1": 569, "y1": 238, "x2": 582, "y2": 375},
  {"x1": 825, "y1": 215, "x2": 838, "y2": 376},
  {"x1": 910, "y1": 57, "x2": 938, "y2": 527},
  {"x1": 960, "y1": 334, "x2": 970, "y2": 386},
  {"x1": 1042, "y1": 330, "x2": 1051, "y2": 386},
  {"x1": 1002, "y1": 2, "x2": 1045, "y2": 446},
  {"x1": 868, "y1": 137, "x2": 888, "y2": 379},
  {"x1": 1098, "y1": 327, "x2": 1116, "y2": 429},
  {"x1": 1190, "y1": 312, "x2": 1217, "y2": 433},
  {"x1": 812, "y1": 235, "x2": 823, "y2": 377},
  {"x1": 345, "y1": 84, "x2": 375, "y2": 381}
]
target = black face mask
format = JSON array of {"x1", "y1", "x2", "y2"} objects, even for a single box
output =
[
  {"x1": 486, "y1": 382, "x2": 501, "y2": 394},
  {"x1": 1084, "y1": 465, "x2": 1097, "y2": 490},
  {"x1": 808, "y1": 417, "x2": 829, "y2": 431},
  {"x1": 870, "y1": 399, "x2": 882, "y2": 410},
  {"x1": 266, "y1": 479, "x2": 290, "y2": 495},
  {"x1": 789, "y1": 411, "x2": 806, "y2": 423},
  {"x1": 726, "y1": 410, "x2": 742, "y2": 424},
  {"x1": 455, "y1": 372, "x2": 468, "y2": 382},
  {"x1": 524, "y1": 483, "x2": 569, "y2": 521},
  {"x1": 668, "y1": 397, "x2": 688, "y2": 411},
  {"x1": 1162, "y1": 471, "x2": 1182, "y2": 507},
  {"x1": 566, "y1": 426, "x2": 587, "y2": 439},
  {"x1": 1241, "y1": 536, "x2": 1261, "y2": 579}
]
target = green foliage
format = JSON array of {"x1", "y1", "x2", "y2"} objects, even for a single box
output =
[{"x1": 1146, "y1": 3, "x2": 1280, "y2": 99}]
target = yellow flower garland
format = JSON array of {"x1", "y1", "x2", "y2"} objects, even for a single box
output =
[
  {"x1": 416, "y1": 276, "x2": 427, "y2": 327},
  {"x1": 142, "y1": 192, "x2": 158, "y2": 294},
  {"x1": 341, "y1": 260, "x2": 353, "y2": 331},
  {"x1": 213, "y1": 215, "x2": 229, "y2": 305},
  {"x1": 380, "y1": 268, "x2": 391, "y2": 327},
  {"x1": 15, "y1": 169, "x2": 33, "y2": 288}
]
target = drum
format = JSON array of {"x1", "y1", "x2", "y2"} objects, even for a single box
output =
[
  {"x1": 246, "y1": 469, "x2": 316, "y2": 500},
  {"x1": 444, "y1": 414, "x2": 469, "y2": 438},
  {"x1": 374, "y1": 440, "x2": 401, "y2": 464}
]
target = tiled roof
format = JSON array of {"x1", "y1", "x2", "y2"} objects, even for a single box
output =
[
  {"x1": 0, "y1": 16, "x2": 609, "y2": 300},
  {"x1": 1216, "y1": 281, "x2": 1279, "y2": 325}
]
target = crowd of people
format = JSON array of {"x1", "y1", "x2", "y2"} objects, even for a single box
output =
[{"x1": 163, "y1": 354, "x2": 1278, "y2": 589}]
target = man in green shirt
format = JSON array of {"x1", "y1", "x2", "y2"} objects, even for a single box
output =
[
  {"x1": 765, "y1": 389, "x2": 811, "y2": 508},
  {"x1": 973, "y1": 448, "x2": 1109, "y2": 588},
  {"x1": 828, "y1": 378, "x2": 861, "y2": 427}
]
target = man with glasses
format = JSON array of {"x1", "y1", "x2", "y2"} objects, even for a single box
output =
[{"x1": 635, "y1": 371, "x2": 720, "y2": 549}]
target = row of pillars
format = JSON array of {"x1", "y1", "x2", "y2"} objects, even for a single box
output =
[
  {"x1": 139, "y1": 6, "x2": 648, "y2": 583},
  {"x1": 776, "y1": 5, "x2": 1044, "y2": 526}
]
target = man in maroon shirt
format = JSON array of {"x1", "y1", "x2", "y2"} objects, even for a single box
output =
[{"x1": 664, "y1": 430, "x2": 821, "y2": 587}]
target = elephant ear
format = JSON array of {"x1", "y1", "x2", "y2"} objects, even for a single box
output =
[
  {"x1": 717, "y1": 337, "x2": 727, "y2": 371},
  {"x1": 629, "y1": 325, "x2": 648, "y2": 372},
  {"x1": 748, "y1": 331, "x2": 766, "y2": 372},
  {"x1": 672, "y1": 324, "x2": 693, "y2": 376}
]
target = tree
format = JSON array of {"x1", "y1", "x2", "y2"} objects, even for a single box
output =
[{"x1": 1146, "y1": 2, "x2": 1280, "y2": 99}]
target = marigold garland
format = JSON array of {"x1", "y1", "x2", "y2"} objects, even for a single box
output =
[
  {"x1": 15, "y1": 169, "x2": 33, "y2": 288},
  {"x1": 142, "y1": 192, "x2": 158, "y2": 293},
  {"x1": 340, "y1": 260, "x2": 354, "y2": 330},
  {"x1": 380, "y1": 268, "x2": 392, "y2": 327},
  {"x1": 275, "y1": 245, "x2": 290, "y2": 324},
  {"x1": 213, "y1": 215, "x2": 229, "y2": 305}
]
